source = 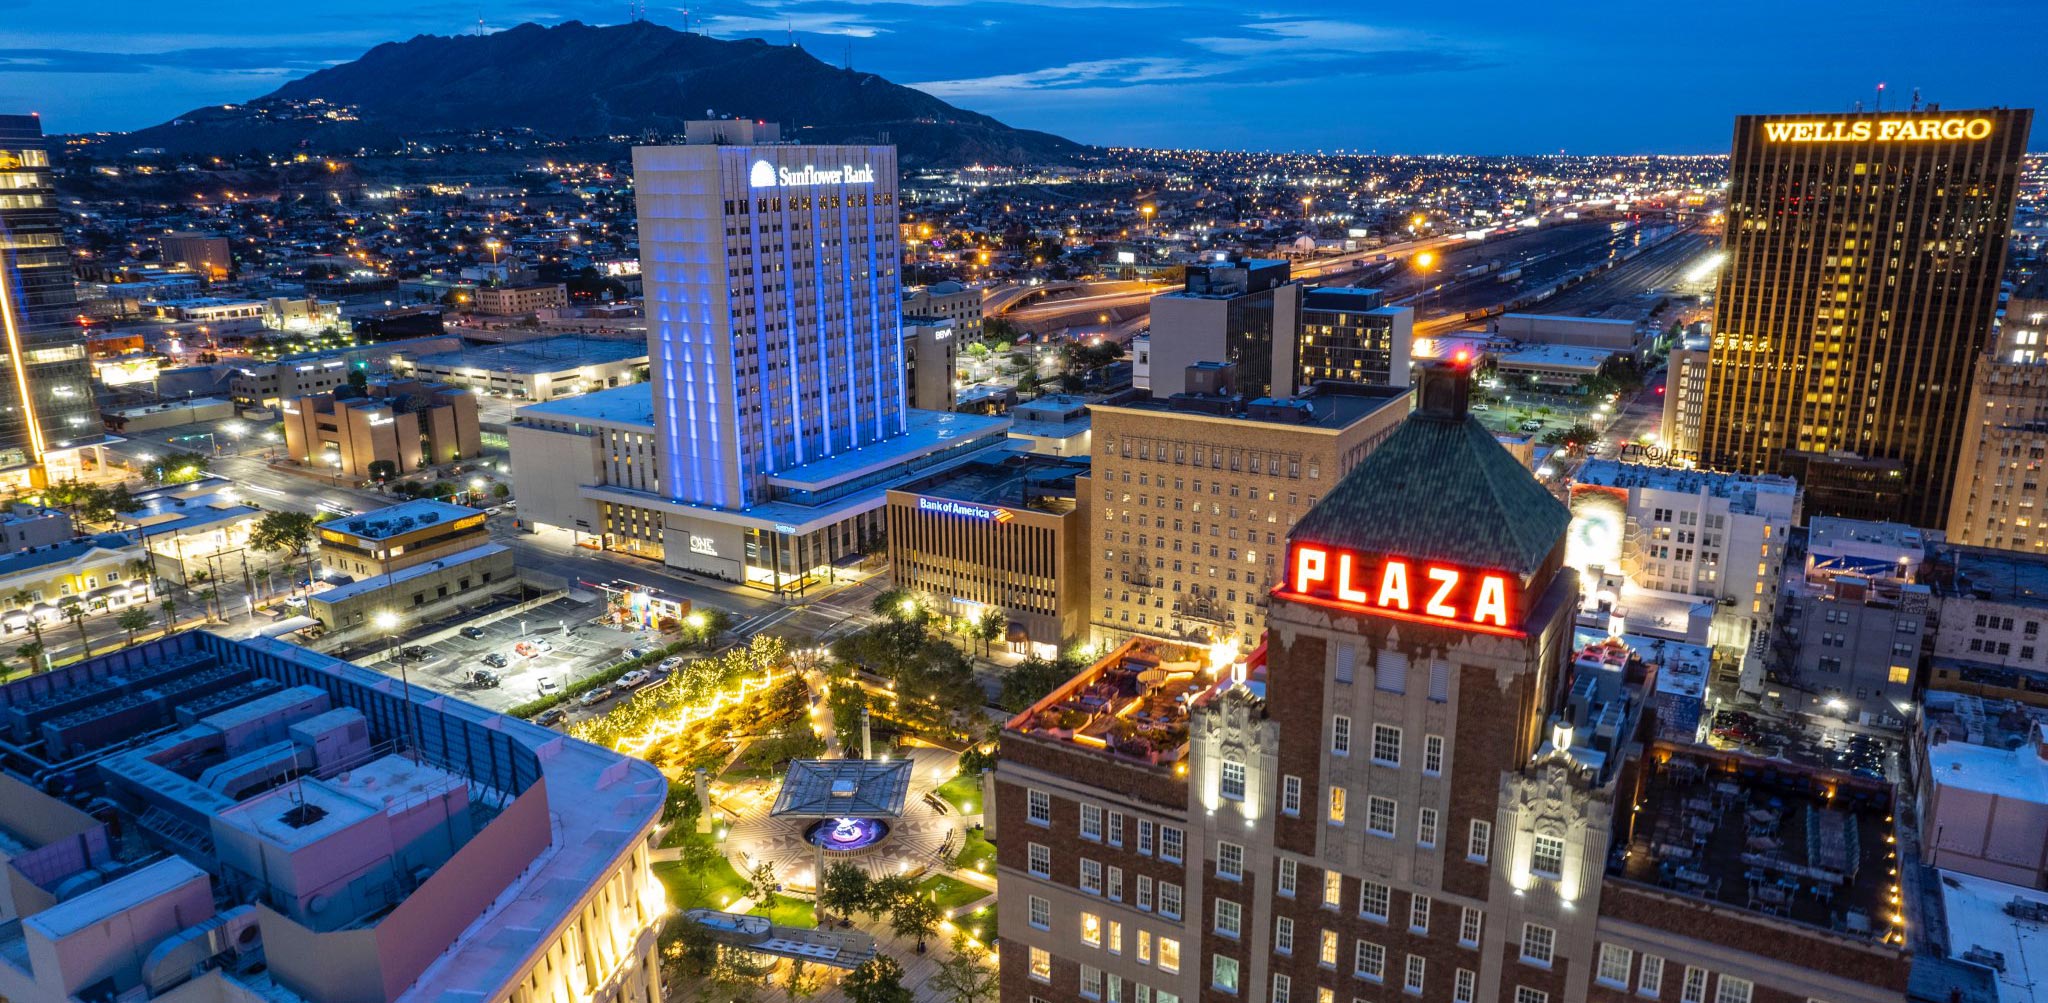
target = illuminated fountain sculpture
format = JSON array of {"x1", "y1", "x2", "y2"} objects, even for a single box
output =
[{"x1": 771, "y1": 758, "x2": 914, "y2": 924}]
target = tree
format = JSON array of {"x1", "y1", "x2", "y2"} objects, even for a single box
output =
[
  {"x1": 841, "y1": 955, "x2": 912, "y2": 1003},
  {"x1": 58, "y1": 596, "x2": 88, "y2": 657},
  {"x1": 745, "y1": 860, "x2": 778, "y2": 903},
  {"x1": 972, "y1": 608, "x2": 1006, "y2": 658},
  {"x1": 780, "y1": 958, "x2": 821, "y2": 1002},
  {"x1": 366, "y1": 459, "x2": 397, "y2": 483},
  {"x1": 9, "y1": 588, "x2": 44, "y2": 648},
  {"x1": 931, "y1": 933, "x2": 1000, "y2": 1003},
  {"x1": 253, "y1": 567, "x2": 271, "y2": 600},
  {"x1": 117, "y1": 607, "x2": 152, "y2": 648},
  {"x1": 158, "y1": 594, "x2": 180, "y2": 634},
  {"x1": 145, "y1": 451, "x2": 210, "y2": 485},
  {"x1": 819, "y1": 861, "x2": 871, "y2": 924},
  {"x1": 889, "y1": 891, "x2": 943, "y2": 953},
  {"x1": 250, "y1": 511, "x2": 318, "y2": 592},
  {"x1": 863, "y1": 873, "x2": 914, "y2": 923},
  {"x1": 1000, "y1": 656, "x2": 1078, "y2": 713},
  {"x1": 16, "y1": 640, "x2": 44, "y2": 674}
]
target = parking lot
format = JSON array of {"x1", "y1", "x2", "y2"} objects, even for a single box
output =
[{"x1": 336, "y1": 596, "x2": 664, "y2": 715}]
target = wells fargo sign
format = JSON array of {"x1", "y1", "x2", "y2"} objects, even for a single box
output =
[
  {"x1": 1276, "y1": 542, "x2": 1519, "y2": 635},
  {"x1": 1763, "y1": 117, "x2": 1994, "y2": 143}
]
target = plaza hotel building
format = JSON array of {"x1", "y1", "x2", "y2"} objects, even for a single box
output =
[
  {"x1": 993, "y1": 362, "x2": 1921, "y2": 1003},
  {"x1": 509, "y1": 144, "x2": 1007, "y2": 594}
]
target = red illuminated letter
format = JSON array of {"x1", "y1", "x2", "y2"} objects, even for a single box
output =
[
  {"x1": 1425, "y1": 567, "x2": 1460, "y2": 619},
  {"x1": 1378, "y1": 559, "x2": 1410, "y2": 610},
  {"x1": 1294, "y1": 546, "x2": 1327, "y2": 594},
  {"x1": 1474, "y1": 574, "x2": 1509, "y2": 627},
  {"x1": 1337, "y1": 553, "x2": 1368, "y2": 603}
]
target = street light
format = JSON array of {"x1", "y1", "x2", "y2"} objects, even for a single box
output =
[{"x1": 374, "y1": 611, "x2": 422, "y2": 762}]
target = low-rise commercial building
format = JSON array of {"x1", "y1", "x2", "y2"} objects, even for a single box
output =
[
  {"x1": 308, "y1": 500, "x2": 514, "y2": 630},
  {"x1": 1008, "y1": 393, "x2": 1092, "y2": 457},
  {"x1": 471, "y1": 283, "x2": 567, "y2": 317},
  {"x1": 1491, "y1": 341, "x2": 1615, "y2": 390},
  {"x1": 282, "y1": 379, "x2": 482, "y2": 478},
  {"x1": 902, "y1": 317, "x2": 958, "y2": 411},
  {"x1": 0, "y1": 532, "x2": 148, "y2": 638},
  {"x1": 1927, "y1": 544, "x2": 2048, "y2": 714},
  {"x1": 0, "y1": 630, "x2": 665, "y2": 1003},
  {"x1": 1912, "y1": 690, "x2": 2048, "y2": 890},
  {"x1": 886, "y1": 453, "x2": 1091, "y2": 655},
  {"x1": 0, "y1": 505, "x2": 73, "y2": 554},
  {"x1": 1772, "y1": 518, "x2": 1932, "y2": 727},
  {"x1": 1087, "y1": 365, "x2": 1409, "y2": 649},
  {"x1": 154, "y1": 232, "x2": 231, "y2": 281},
  {"x1": 903, "y1": 280, "x2": 983, "y2": 341},
  {"x1": 228, "y1": 336, "x2": 464, "y2": 408},
  {"x1": 124, "y1": 479, "x2": 263, "y2": 583},
  {"x1": 390, "y1": 335, "x2": 647, "y2": 401}
]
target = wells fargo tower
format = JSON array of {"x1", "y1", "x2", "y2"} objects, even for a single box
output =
[{"x1": 1699, "y1": 107, "x2": 2031, "y2": 528}]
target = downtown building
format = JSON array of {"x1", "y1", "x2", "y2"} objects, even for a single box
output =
[
  {"x1": 1698, "y1": 108, "x2": 2031, "y2": 528},
  {"x1": 994, "y1": 361, "x2": 1922, "y2": 1003},
  {"x1": 509, "y1": 144, "x2": 1009, "y2": 594},
  {"x1": 0, "y1": 114, "x2": 106, "y2": 488},
  {"x1": 1147, "y1": 259, "x2": 1414, "y2": 399},
  {"x1": 0, "y1": 631, "x2": 666, "y2": 1003},
  {"x1": 1945, "y1": 281, "x2": 2048, "y2": 551}
]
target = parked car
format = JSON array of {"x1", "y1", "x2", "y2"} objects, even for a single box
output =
[
  {"x1": 578, "y1": 685, "x2": 616, "y2": 707},
  {"x1": 459, "y1": 625, "x2": 487, "y2": 640},
  {"x1": 658, "y1": 656, "x2": 685, "y2": 672},
  {"x1": 400, "y1": 645, "x2": 431, "y2": 661},
  {"x1": 536, "y1": 676, "x2": 560, "y2": 695},
  {"x1": 467, "y1": 669, "x2": 501, "y2": 689},
  {"x1": 617, "y1": 668, "x2": 651, "y2": 689},
  {"x1": 515, "y1": 639, "x2": 553, "y2": 658},
  {"x1": 481, "y1": 652, "x2": 509, "y2": 668},
  {"x1": 533, "y1": 707, "x2": 568, "y2": 727},
  {"x1": 625, "y1": 646, "x2": 652, "y2": 660}
]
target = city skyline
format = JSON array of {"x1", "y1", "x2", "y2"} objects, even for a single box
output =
[{"x1": 1, "y1": 0, "x2": 2044, "y2": 154}]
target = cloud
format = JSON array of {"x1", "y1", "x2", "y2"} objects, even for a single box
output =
[
  {"x1": 914, "y1": 56, "x2": 1213, "y2": 98},
  {"x1": 0, "y1": 45, "x2": 347, "y2": 75},
  {"x1": 1187, "y1": 18, "x2": 1423, "y2": 57},
  {"x1": 696, "y1": 11, "x2": 890, "y2": 39}
]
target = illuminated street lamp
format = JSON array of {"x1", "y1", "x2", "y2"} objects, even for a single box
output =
[{"x1": 375, "y1": 611, "x2": 423, "y2": 761}]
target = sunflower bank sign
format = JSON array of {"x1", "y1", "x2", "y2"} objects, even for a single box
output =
[{"x1": 750, "y1": 160, "x2": 878, "y2": 188}]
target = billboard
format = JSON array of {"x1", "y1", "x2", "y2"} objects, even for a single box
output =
[{"x1": 1567, "y1": 483, "x2": 1629, "y2": 586}]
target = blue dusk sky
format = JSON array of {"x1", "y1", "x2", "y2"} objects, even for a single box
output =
[{"x1": 1, "y1": 0, "x2": 2043, "y2": 153}]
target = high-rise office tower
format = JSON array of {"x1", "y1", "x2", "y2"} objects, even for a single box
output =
[
  {"x1": 0, "y1": 114, "x2": 103, "y2": 487},
  {"x1": 510, "y1": 144, "x2": 1008, "y2": 594},
  {"x1": 1698, "y1": 108, "x2": 2030, "y2": 528}
]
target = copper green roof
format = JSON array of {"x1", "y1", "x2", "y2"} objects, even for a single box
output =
[{"x1": 1289, "y1": 412, "x2": 1569, "y2": 577}]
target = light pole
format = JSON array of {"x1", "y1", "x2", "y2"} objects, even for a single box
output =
[{"x1": 375, "y1": 611, "x2": 421, "y2": 763}]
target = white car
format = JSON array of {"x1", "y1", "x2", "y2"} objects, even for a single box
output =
[
  {"x1": 658, "y1": 656, "x2": 685, "y2": 672},
  {"x1": 536, "y1": 677, "x2": 560, "y2": 695},
  {"x1": 617, "y1": 668, "x2": 652, "y2": 689}
]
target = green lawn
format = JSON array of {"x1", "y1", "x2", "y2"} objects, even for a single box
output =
[
  {"x1": 918, "y1": 874, "x2": 989, "y2": 913},
  {"x1": 651, "y1": 833, "x2": 749, "y2": 912},
  {"x1": 752, "y1": 893, "x2": 818, "y2": 929},
  {"x1": 955, "y1": 827, "x2": 996, "y2": 873},
  {"x1": 935, "y1": 772, "x2": 983, "y2": 814},
  {"x1": 956, "y1": 902, "x2": 997, "y2": 947}
]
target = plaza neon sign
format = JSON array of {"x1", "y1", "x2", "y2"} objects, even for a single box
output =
[
  {"x1": 1763, "y1": 117, "x2": 1993, "y2": 143},
  {"x1": 1276, "y1": 542, "x2": 1518, "y2": 635},
  {"x1": 916, "y1": 497, "x2": 1015, "y2": 523},
  {"x1": 750, "y1": 160, "x2": 878, "y2": 188}
]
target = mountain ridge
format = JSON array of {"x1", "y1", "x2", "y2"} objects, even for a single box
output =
[{"x1": 114, "y1": 20, "x2": 1081, "y2": 166}]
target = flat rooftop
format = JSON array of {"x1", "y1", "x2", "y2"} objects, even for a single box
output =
[
  {"x1": 1808, "y1": 517, "x2": 1929, "y2": 558},
  {"x1": 1616, "y1": 749, "x2": 1900, "y2": 944},
  {"x1": 405, "y1": 335, "x2": 646, "y2": 375},
  {"x1": 0, "y1": 533, "x2": 133, "y2": 579},
  {"x1": 766, "y1": 409, "x2": 1011, "y2": 491},
  {"x1": 1576, "y1": 458, "x2": 1801, "y2": 511},
  {"x1": 1102, "y1": 384, "x2": 1409, "y2": 431},
  {"x1": 1932, "y1": 544, "x2": 2048, "y2": 607},
  {"x1": 1005, "y1": 638, "x2": 1213, "y2": 770},
  {"x1": 516, "y1": 382, "x2": 657, "y2": 429},
  {"x1": 312, "y1": 542, "x2": 509, "y2": 604},
  {"x1": 323, "y1": 499, "x2": 484, "y2": 541},
  {"x1": 894, "y1": 453, "x2": 1085, "y2": 514},
  {"x1": 1493, "y1": 343, "x2": 1614, "y2": 369},
  {"x1": 1937, "y1": 869, "x2": 2048, "y2": 1003}
]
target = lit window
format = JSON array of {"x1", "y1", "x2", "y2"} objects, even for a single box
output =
[
  {"x1": 1319, "y1": 928, "x2": 1339, "y2": 966},
  {"x1": 1082, "y1": 911, "x2": 1102, "y2": 947},
  {"x1": 1158, "y1": 937, "x2": 1181, "y2": 974},
  {"x1": 1532, "y1": 834, "x2": 1565, "y2": 877},
  {"x1": 1322, "y1": 869, "x2": 1343, "y2": 908},
  {"x1": 1029, "y1": 947, "x2": 1051, "y2": 982},
  {"x1": 1328, "y1": 786, "x2": 1347, "y2": 825}
]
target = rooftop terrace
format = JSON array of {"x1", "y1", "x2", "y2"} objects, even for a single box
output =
[{"x1": 1004, "y1": 637, "x2": 1215, "y2": 770}]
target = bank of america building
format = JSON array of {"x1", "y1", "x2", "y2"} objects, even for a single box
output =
[{"x1": 510, "y1": 144, "x2": 1006, "y2": 594}]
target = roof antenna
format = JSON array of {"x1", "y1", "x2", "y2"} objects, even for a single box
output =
[
  {"x1": 1875, "y1": 81, "x2": 1886, "y2": 112},
  {"x1": 681, "y1": 6, "x2": 689, "y2": 32},
  {"x1": 844, "y1": 41, "x2": 852, "y2": 71},
  {"x1": 787, "y1": 20, "x2": 796, "y2": 46},
  {"x1": 1910, "y1": 87, "x2": 1922, "y2": 112}
]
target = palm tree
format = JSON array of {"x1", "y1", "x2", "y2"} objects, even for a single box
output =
[
  {"x1": 117, "y1": 607, "x2": 153, "y2": 648},
  {"x1": 8, "y1": 588, "x2": 43, "y2": 647},
  {"x1": 58, "y1": 596, "x2": 89, "y2": 658},
  {"x1": 253, "y1": 567, "x2": 271, "y2": 602},
  {"x1": 158, "y1": 595, "x2": 180, "y2": 635},
  {"x1": 126, "y1": 558, "x2": 155, "y2": 597},
  {"x1": 197, "y1": 588, "x2": 220, "y2": 622},
  {"x1": 16, "y1": 640, "x2": 44, "y2": 674}
]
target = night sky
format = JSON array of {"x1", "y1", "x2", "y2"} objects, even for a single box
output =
[{"x1": 3, "y1": 0, "x2": 2044, "y2": 154}]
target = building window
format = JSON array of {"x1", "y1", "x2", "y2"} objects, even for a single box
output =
[
  {"x1": 1081, "y1": 859, "x2": 1103, "y2": 895},
  {"x1": 1082, "y1": 965, "x2": 1103, "y2": 1000},
  {"x1": 1680, "y1": 967, "x2": 1708, "y2": 1003},
  {"x1": 1160, "y1": 826, "x2": 1184, "y2": 862},
  {"x1": 1323, "y1": 869, "x2": 1343, "y2": 908},
  {"x1": 1532, "y1": 834, "x2": 1565, "y2": 878},
  {"x1": 1081, "y1": 804, "x2": 1103, "y2": 841},
  {"x1": 1714, "y1": 977, "x2": 1753, "y2": 1003},
  {"x1": 1598, "y1": 944, "x2": 1633, "y2": 987},
  {"x1": 1639, "y1": 956, "x2": 1665, "y2": 997},
  {"x1": 1214, "y1": 899, "x2": 1242, "y2": 938},
  {"x1": 1212, "y1": 956, "x2": 1240, "y2": 995},
  {"x1": 1515, "y1": 989, "x2": 1549, "y2": 1003},
  {"x1": 1107, "y1": 810, "x2": 1125, "y2": 846},
  {"x1": 1082, "y1": 912, "x2": 1103, "y2": 947},
  {"x1": 1520, "y1": 923, "x2": 1555, "y2": 967},
  {"x1": 1029, "y1": 947, "x2": 1051, "y2": 983},
  {"x1": 1159, "y1": 937, "x2": 1181, "y2": 975},
  {"x1": 1328, "y1": 786, "x2": 1347, "y2": 825},
  {"x1": 1368, "y1": 796, "x2": 1397, "y2": 837},
  {"x1": 1028, "y1": 843, "x2": 1051, "y2": 877},
  {"x1": 1160, "y1": 882, "x2": 1183, "y2": 920},
  {"x1": 1109, "y1": 920, "x2": 1123, "y2": 954},
  {"x1": 1359, "y1": 880, "x2": 1390, "y2": 922},
  {"x1": 1454, "y1": 969, "x2": 1476, "y2": 1003},
  {"x1": 1136, "y1": 875, "x2": 1153, "y2": 911},
  {"x1": 1424, "y1": 734, "x2": 1445, "y2": 775},
  {"x1": 1220, "y1": 759, "x2": 1247, "y2": 801},
  {"x1": 1028, "y1": 789, "x2": 1051, "y2": 825},
  {"x1": 1354, "y1": 940, "x2": 1385, "y2": 981},
  {"x1": 1218, "y1": 841, "x2": 1244, "y2": 881},
  {"x1": 1275, "y1": 916, "x2": 1295, "y2": 955},
  {"x1": 1419, "y1": 807, "x2": 1440, "y2": 848},
  {"x1": 1459, "y1": 906, "x2": 1482, "y2": 947},
  {"x1": 1405, "y1": 955, "x2": 1426, "y2": 995},
  {"x1": 1282, "y1": 775, "x2": 1302, "y2": 816},
  {"x1": 1028, "y1": 895, "x2": 1050, "y2": 930},
  {"x1": 1270, "y1": 974, "x2": 1291, "y2": 1003},
  {"x1": 1409, "y1": 895, "x2": 1431, "y2": 934},
  {"x1": 1468, "y1": 820, "x2": 1492, "y2": 862},
  {"x1": 1373, "y1": 724, "x2": 1402, "y2": 766},
  {"x1": 1332, "y1": 714, "x2": 1351, "y2": 755},
  {"x1": 1319, "y1": 928, "x2": 1339, "y2": 967},
  {"x1": 1138, "y1": 819, "x2": 1155, "y2": 855}
]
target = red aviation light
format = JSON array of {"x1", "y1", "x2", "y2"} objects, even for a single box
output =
[{"x1": 1279, "y1": 542, "x2": 1520, "y2": 636}]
